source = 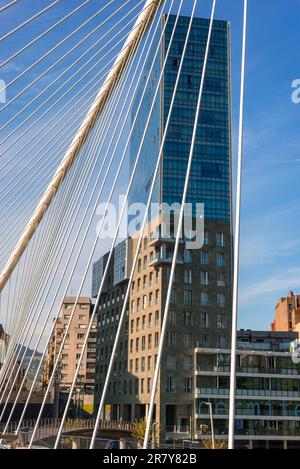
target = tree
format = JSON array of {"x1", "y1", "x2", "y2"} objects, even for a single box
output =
[
  {"x1": 131, "y1": 418, "x2": 159, "y2": 448},
  {"x1": 202, "y1": 439, "x2": 228, "y2": 449}
]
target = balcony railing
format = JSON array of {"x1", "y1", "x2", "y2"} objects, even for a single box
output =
[{"x1": 195, "y1": 388, "x2": 300, "y2": 398}]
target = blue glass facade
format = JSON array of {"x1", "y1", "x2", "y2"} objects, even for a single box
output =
[{"x1": 130, "y1": 15, "x2": 231, "y2": 222}]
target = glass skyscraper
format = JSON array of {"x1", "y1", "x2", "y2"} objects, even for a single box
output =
[
  {"x1": 130, "y1": 15, "x2": 232, "y2": 222},
  {"x1": 94, "y1": 14, "x2": 233, "y2": 439}
]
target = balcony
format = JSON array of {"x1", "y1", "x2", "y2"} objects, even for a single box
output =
[
  {"x1": 195, "y1": 388, "x2": 300, "y2": 399},
  {"x1": 149, "y1": 252, "x2": 184, "y2": 267}
]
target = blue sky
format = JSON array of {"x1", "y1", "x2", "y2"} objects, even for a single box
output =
[{"x1": 1, "y1": 0, "x2": 300, "y2": 333}]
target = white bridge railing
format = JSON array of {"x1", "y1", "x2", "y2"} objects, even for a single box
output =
[{"x1": 0, "y1": 418, "x2": 134, "y2": 443}]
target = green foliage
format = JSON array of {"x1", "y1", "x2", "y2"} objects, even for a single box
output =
[
  {"x1": 131, "y1": 418, "x2": 159, "y2": 447},
  {"x1": 202, "y1": 439, "x2": 228, "y2": 449}
]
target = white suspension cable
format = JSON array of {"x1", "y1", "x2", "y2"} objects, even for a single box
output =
[
  {"x1": 28, "y1": 2, "x2": 169, "y2": 448},
  {"x1": 0, "y1": 0, "x2": 120, "y2": 111},
  {"x1": 55, "y1": 0, "x2": 180, "y2": 448},
  {"x1": 0, "y1": 3, "x2": 142, "y2": 159},
  {"x1": 0, "y1": 0, "x2": 19, "y2": 14},
  {"x1": 0, "y1": 0, "x2": 163, "y2": 296},
  {"x1": 91, "y1": 0, "x2": 191, "y2": 448},
  {"x1": 0, "y1": 9, "x2": 144, "y2": 192},
  {"x1": 11, "y1": 10, "x2": 162, "y2": 429},
  {"x1": 0, "y1": 0, "x2": 60, "y2": 42},
  {"x1": 0, "y1": 0, "x2": 94, "y2": 69},
  {"x1": 143, "y1": 0, "x2": 217, "y2": 448},
  {"x1": 0, "y1": 27, "x2": 136, "y2": 214},
  {"x1": 0, "y1": 0, "x2": 139, "y2": 137},
  {"x1": 0, "y1": 133, "x2": 89, "y2": 387},
  {"x1": 0, "y1": 106, "x2": 112, "y2": 423},
  {"x1": 0, "y1": 44, "x2": 133, "y2": 392},
  {"x1": 228, "y1": 0, "x2": 248, "y2": 450}
]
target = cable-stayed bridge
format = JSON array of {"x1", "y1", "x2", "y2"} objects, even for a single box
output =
[{"x1": 0, "y1": 0, "x2": 248, "y2": 449}]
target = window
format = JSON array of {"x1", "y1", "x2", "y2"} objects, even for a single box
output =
[
  {"x1": 166, "y1": 376, "x2": 175, "y2": 393},
  {"x1": 200, "y1": 251, "x2": 209, "y2": 265},
  {"x1": 184, "y1": 333, "x2": 193, "y2": 349},
  {"x1": 217, "y1": 271, "x2": 225, "y2": 287},
  {"x1": 217, "y1": 252, "x2": 225, "y2": 268},
  {"x1": 200, "y1": 292, "x2": 209, "y2": 307},
  {"x1": 148, "y1": 334, "x2": 152, "y2": 349},
  {"x1": 184, "y1": 377, "x2": 193, "y2": 394},
  {"x1": 200, "y1": 312, "x2": 209, "y2": 329},
  {"x1": 77, "y1": 333, "x2": 84, "y2": 339},
  {"x1": 168, "y1": 309, "x2": 176, "y2": 326},
  {"x1": 142, "y1": 336, "x2": 146, "y2": 351},
  {"x1": 204, "y1": 231, "x2": 209, "y2": 246},
  {"x1": 141, "y1": 357, "x2": 145, "y2": 372},
  {"x1": 79, "y1": 315, "x2": 86, "y2": 320},
  {"x1": 130, "y1": 320, "x2": 134, "y2": 333},
  {"x1": 200, "y1": 271, "x2": 209, "y2": 286},
  {"x1": 135, "y1": 358, "x2": 139, "y2": 372},
  {"x1": 155, "y1": 289, "x2": 159, "y2": 305},
  {"x1": 167, "y1": 331, "x2": 176, "y2": 348},
  {"x1": 170, "y1": 288, "x2": 175, "y2": 304},
  {"x1": 184, "y1": 311, "x2": 193, "y2": 327},
  {"x1": 184, "y1": 290, "x2": 192, "y2": 305},
  {"x1": 217, "y1": 293, "x2": 225, "y2": 308},
  {"x1": 184, "y1": 356, "x2": 193, "y2": 371},
  {"x1": 149, "y1": 272, "x2": 153, "y2": 286},
  {"x1": 129, "y1": 359, "x2": 133, "y2": 372},
  {"x1": 184, "y1": 268, "x2": 192, "y2": 284},
  {"x1": 184, "y1": 250, "x2": 193, "y2": 263},
  {"x1": 216, "y1": 232, "x2": 225, "y2": 247},
  {"x1": 217, "y1": 314, "x2": 226, "y2": 330},
  {"x1": 218, "y1": 335, "x2": 227, "y2": 349},
  {"x1": 149, "y1": 292, "x2": 153, "y2": 307},
  {"x1": 147, "y1": 356, "x2": 151, "y2": 371},
  {"x1": 136, "y1": 317, "x2": 140, "y2": 332},
  {"x1": 155, "y1": 332, "x2": 159, "y2": 347},
  {"x1": 143, "y1": 295, "x2": 147, "y2": 309},
  {"x1": 155, "y1": 310, "x2": 159, "y2": 327},
  {"x1": 147, "y1": 377, "x2": 151, "y2": 393},
  {"x1": 141, "y1": 378, "x2": 144, "y2": 394},
  {"x1": 166, "y1": 355, "x2": 176, "y2": 370},
  {"x1": 148, "y1": 313, "x2": 152, "y2": 328},
  {"x1": 130, "y1": 339, "x2": 133, "y2": 353},
  {"x1": 136, "y1": 337, "x2": 139, "y2": 352},
  {"x1": 143, "y1": 256, "x2": 148, "y2": 269}
]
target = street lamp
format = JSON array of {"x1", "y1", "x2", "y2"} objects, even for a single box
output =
[{"x1": 204, "y1": 402, "x2": 215, "y2": 449}]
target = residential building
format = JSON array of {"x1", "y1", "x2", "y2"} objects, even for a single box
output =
[
  {"x1": 271, "y1": 291, "x2": 300, "y2": 335},
  {"x1": 93, "y1": 14, "x2": 233, "y2": 437},
  {"x1": 195, "y1": 330, "x2": 300, "y2": 449},
  {"x1": 43, "y1": 297, "x2": 97, "y2": 414}
]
